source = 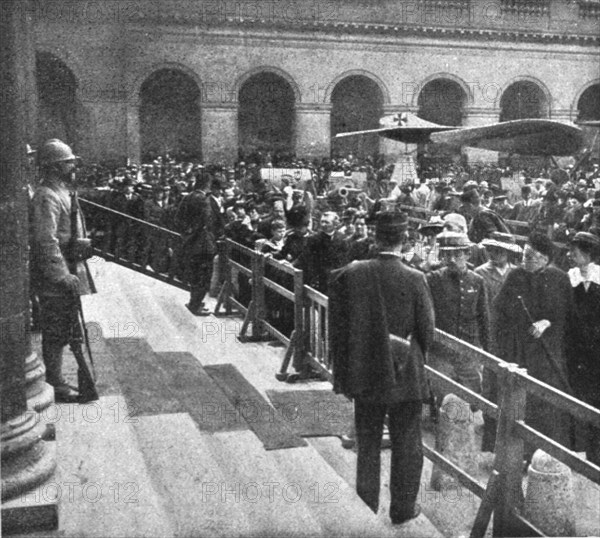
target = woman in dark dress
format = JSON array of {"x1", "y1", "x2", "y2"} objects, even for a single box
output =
[{"x1": 566, "y1": 232, "x2": 600, "y2": 465}]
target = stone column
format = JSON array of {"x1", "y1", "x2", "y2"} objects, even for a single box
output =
[
  {"x1": 201, "y1": 103, "x2": 238, "y2": 165},
  {"x1": 1, "y1": 0, "x2": 56, "y2": 503},
  {"x1": 295, "y1": 104, "x2": 331, "y2": 160},
  {"x1": 462, "y1": 107, "x2": 501, "y2": 164}
]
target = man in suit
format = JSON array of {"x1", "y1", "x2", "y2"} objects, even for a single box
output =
[
  {"x1": 30, "y1": 139, "x2": 94, "y2": 403},
  {"x1": 175, "y1": 170, "x2": 216, "y2": 316},
  {"x1": 511, "y1": 185, "x2": 541, "y2": 223},
  {"x1": 329, "y1": 211, "x2": 435, "y2": 525},
  {"x1": 461, "y1": 189, "x2": 512, "y2": 244},
  {"x1": 208, "y1": 177, "x2": 226, "y2": 240},
  {"x1": 295, "y1": 211, "x2": 348, "y2": 294}
]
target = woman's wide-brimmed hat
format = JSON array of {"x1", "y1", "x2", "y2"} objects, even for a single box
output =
[{"x1": 570, "y1": 231, "x2": 600, "y2": 253}]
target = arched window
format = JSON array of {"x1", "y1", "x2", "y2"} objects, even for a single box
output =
[
  {"x1": 330, "y1": 75, "x2": 383, "y2": 160},
  {"x1": 238, "y1": 72, "x2": 296, "y2": 163},
  {"x1": 500, "y1": 81, "x2": 549, "y2": 121},
  {"x1": 140, "y1": 69, "x2": 202, "y2": 162}
]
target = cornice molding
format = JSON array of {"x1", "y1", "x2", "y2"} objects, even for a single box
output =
[
  {"x1": 129, "y1": 13, "x2": 600, "y2": 47},
  {"x1": 126, "y1": 23, "x2": 600, "y2": 60}
]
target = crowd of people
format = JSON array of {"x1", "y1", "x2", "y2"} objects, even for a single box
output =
[
  {"x1": 78, "y1": 153, "x2": 599, "y2": 437},
  {"x1": 30, "y1": 139, "x2": 599, "y2": 526}
]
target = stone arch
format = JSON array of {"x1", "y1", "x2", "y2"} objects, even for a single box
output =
[
  {"x1": 35, "y1": 51, "x2": 81, "y2": 150},
  {"x1": 132, "y1": 62, "x2": 203, "y2": 106},
  {"x1": 237, "y1": 69, "x2": 298, "y2": 161},
  {"x1": 499, "y1": 76, "x2": 552, "y2": 120},
  {"x1": 324, "y1": 69, "x2": 390, "y2": 105},
  {"x1": 35, "y1": 44, "x2": 84, "y2": 85},
  {"x1": 416, "y1": 75, "x2": 469, "y2": 126},
  {"x1": 139, "y1": 67, "x2": 203, "y2": 161},
  {"x1": 329, "y1": 74, "x2": 386, "y2": 160},
  {"x1": 234, "y1": 66, "x2": 301, "y2": 104},
  {"x1": 573, "y1": 80, "x2": 600, "y2": 121},
  {"x1": 413, "y1": 73, "x2": 471, "y2": 109}
]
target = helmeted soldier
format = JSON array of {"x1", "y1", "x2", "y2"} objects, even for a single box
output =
[{"x1": 30, "y1": 139, "x2": 94, "y2": 403}]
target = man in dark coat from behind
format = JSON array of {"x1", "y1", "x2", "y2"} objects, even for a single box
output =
[{"x1": 329, "y1": 211, "x2": 435, "y2": 525}]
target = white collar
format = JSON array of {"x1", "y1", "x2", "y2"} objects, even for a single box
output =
[{"x1": 569, "y1": 263, "x2": 600, "y2": 288}]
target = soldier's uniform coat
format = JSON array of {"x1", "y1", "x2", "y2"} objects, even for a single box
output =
[
  {"x1": 30, "y1": 180, "x2": 93, "y2": 297},
  {"x1": 427, "y1": 267, "x2": 490, "y2": 398}
]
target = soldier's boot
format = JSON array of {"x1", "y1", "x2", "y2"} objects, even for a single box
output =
[{"x1": 42, "y1": 340, "x2": 79, "y2": 403}]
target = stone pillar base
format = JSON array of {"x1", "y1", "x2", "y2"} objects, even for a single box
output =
[
  {"x1": 1, "y1": 412, "x2": 57, "y2": 502},
  {"x1": 25, "y1": 351, "x2": 54, "y2": 415},
  {"x1": 2, "y1": 469, "x2": 59, "y2": 535}
]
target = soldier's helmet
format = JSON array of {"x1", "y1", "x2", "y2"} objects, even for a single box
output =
[{"x1": 38, "y1": 139, "x2": 78, "y2": 166}]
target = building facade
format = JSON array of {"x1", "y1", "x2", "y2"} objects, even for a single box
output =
[{"x1": 32, "y1": 0, "x2": 600, "y2": 165}]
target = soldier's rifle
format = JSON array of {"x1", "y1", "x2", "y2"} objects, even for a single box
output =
[{"x1": 66, "y1": 191, "x2": 99, "y2": 403}]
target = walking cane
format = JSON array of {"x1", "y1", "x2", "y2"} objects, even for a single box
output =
[{"x1": 516, "y1": 295, "x2": 572, "y2": 393}]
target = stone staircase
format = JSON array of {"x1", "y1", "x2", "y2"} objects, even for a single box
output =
[{"x1": 10, "y1": 259, "x2": 442, "y2": 538}]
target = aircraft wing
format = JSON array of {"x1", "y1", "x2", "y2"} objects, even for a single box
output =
[
  {"x1": 333, "y1": 111, "x2": 456, "y2": 144},
  {"x1": 577, "y1": 120, "x2": 600, "y2": 128},
  {"x1": 333, "y1": 125, "x2": 456, "y2": 144},
  {"x1": 430, "y1": 119, "x2": 584, "y2": 156}
]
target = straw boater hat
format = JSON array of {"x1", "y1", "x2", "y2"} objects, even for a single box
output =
[
  {"x1": 437, "y1": 231, "x2": 473, "y2": 251},
  {"x1": 481, "y1": 232, "x2": 523, "y2": 254}
]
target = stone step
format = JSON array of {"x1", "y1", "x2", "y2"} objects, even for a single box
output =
[
  {"x1": 131, "y1": 413, "x2": 253, "y2": 537},
  {"x1": 53, "y1": 394, "x2": 174, "y2": 538},
  {"x1": 115, "y1": 273, "x2": 186, "y2": 353},
  {"x1": 270, "y1": 443, "x2": 401, "y2": 538},
  {"x1": 203, "y1": 430, "x2": 324, "y2": 537},
  {"x1": 307, "y1": 437, "x2": 444, "y2": 537}
]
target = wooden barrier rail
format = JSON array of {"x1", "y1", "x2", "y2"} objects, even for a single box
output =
[
  {"x1": 80, "y1": 197, "x2": 190, "y2": 290},
  {"x1": 216, "y1": 238, "x2": 600, "y2": 538}
]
